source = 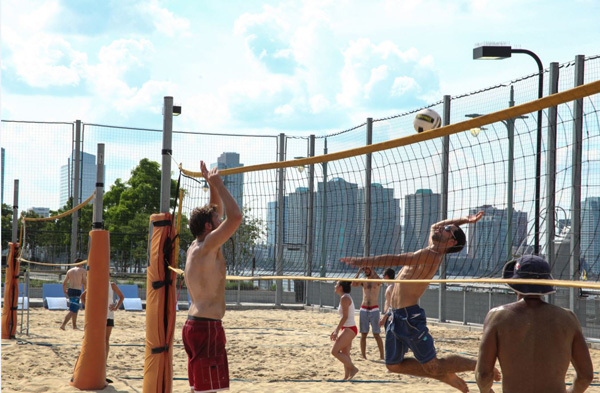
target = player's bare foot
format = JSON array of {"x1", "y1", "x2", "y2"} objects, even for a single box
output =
[
  {"x1": 439, "y1": 372, "x2": 469, "y2": 392},
  {"x1": 59, "y1": 325, "x2": 65, "y2": 330},
  {"x1": 345, "y1": 366, "x2": 358, "y2": 381}
]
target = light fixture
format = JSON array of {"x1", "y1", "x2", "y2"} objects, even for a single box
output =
[
  {"x1": 473, "y1": 45, "x2": 512, "y2": 60},
  {"x1": 470, "y1": 128, "x2": 481, "y2": 137},
  {"x1": 294, "y1": 157, "x2": 306, "y2": 173},
  {"x1": 202, "y1": 180, "x2": 209, "y2": 193},
  {"x1": 173, "y1": 105, "x2": 182, "y2": 116}
]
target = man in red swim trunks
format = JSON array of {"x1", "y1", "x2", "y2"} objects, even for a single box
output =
[{"x1": 183, "y1": 161, "x2": 242, "y2": 393}]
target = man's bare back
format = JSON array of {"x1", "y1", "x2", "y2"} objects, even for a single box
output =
[
  {"x1": 185, "y1": 239, "x2": 227, "y2": 320},
  {"x1": 65, "y1": 267, "x2": 86, "y2": 291},
  {"x1": 480, "y1": 298, "x2": 592, "y2": 393}
]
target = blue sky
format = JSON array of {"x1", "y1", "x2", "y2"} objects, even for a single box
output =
[
  {"x1": 1, "y1": 0, "x2": 600, "y2": 211},
  {"x1": 2, "y1": 0, "x2": 599, "y2": 134}
]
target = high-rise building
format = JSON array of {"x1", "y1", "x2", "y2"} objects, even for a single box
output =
[
  {"x1": 29, "y1": 207, "x2": 50, "y2": 218},
  {"x1": 59, "y1": 151, "x2": 97, "y2": 207},
  {"x1": 358, "y1": 183, "x2": 401, "y2": 256},
  {"x1": 403, "y1": 189, "x2": 441, "y2": 253},
  {"x1": 581, "y1": 197, "x2": 600, "y2": 276},
  {"x1": 314, "y1": 178, "x2": 361, "y2": 273},
  {"x1": 468, "y1": 205, "x2": 528, "y2": 275},
  {"x1": 215, "y1": 152, "x2": 244, "y2": 210}
]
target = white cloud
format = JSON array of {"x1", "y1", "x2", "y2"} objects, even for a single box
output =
[
  {"x1": 336, "y1": 38, "x2": 434, "y2": 109},
  {"x1": 274, "y1": 104, "x2": 294, "y2": 116},
  {"x1": 138, "y1": 0, "x2": 191, "y2": 37},
  {"x1": 309, "y1": 94, "x2": 330, "y2": 114},
  {"x1": 391, "y1": 76, "x2": 419, "y2": 97}
]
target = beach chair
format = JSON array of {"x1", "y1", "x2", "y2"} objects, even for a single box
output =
[
  {"x1": 18, "y1": 283, "x2": 28, "y2": 310},
  {"x1": 42, "y1": 283, "x2": 68, "y2": 310},
  {"x1": 117, "y1": 284, "x2": 143, "y2": 311}
]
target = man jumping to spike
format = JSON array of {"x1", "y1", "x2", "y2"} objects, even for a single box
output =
[{"x1": 341, "y1": 212, "x2": 500, "y2": 392}]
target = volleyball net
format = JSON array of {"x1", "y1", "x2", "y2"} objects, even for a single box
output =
[{"x1": 177, "y1": 78, "x2": 600, "y2": 289}]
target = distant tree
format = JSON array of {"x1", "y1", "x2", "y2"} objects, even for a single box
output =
[
  {"x1": 103, "y1": 158, "x2": 180, "y2": 272},
  {"x1": 2, "y1": 203, "x2": 14, "y2": 251},
  {"x1": 223, "y1": 207, "x2": 266, "y2": 275}
]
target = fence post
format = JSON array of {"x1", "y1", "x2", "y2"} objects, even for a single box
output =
[
  {"x1": 305, "y1": 135, "x2": 315, "y2": 305},
  {"x1": 439, "y1": 96, "x2": 451, "y2": 323},
  {"x1": 160, "y1": 97, "x2": 173, "y2": 214},
  {"x1": 507, "y1": 87, "x2": 515, "y2": 262},
  {"x1": 546, "y1": 62, "x2": 559, "y2": 277},
  {"x1": 364, "y1": 118, "x2": 372, "y2": 258},
  {"x1": 93, "y1": 144, "x2": 105, "y2": 228},
  {"x1": 569, "y1": 55, "x2": 584, "y2": 313},
  {"x1": 319, "y1": 139, "x2": 328, "y2": 277},
  {"x1": 275, "y1": 133, "x2": 286, "y2": 306},
  {"x1": 12, "y1": 179, "x2": 19, "y2": 243},
  {"x1": 70, "y1": 120, "x2": 81, "y2": 262},
  {"x1": 463, "y1": 287, "x2": 467, "y2": 325}
]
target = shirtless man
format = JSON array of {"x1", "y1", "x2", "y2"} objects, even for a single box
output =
[
  {"x1": 183, "y1": 161, "x2": 242, "y2": 393},
  {"x1": 379, "y1": 268, "x2": 395, "y2": 330},
  {"x1": 476, "y1": 255, "x2": 593, "y2": 393},
  {"x1": 352, "y1": 267, "x2": 384, "y2": 360},
  {"x1": 341, "y1": 212, "x2": 499, "y2": 392},
  {"x1": 60, "y1": 259, "x2": 87, "y2": 330}
]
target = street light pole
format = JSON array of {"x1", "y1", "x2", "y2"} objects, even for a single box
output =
[
  {"x1": 473, "y1": 45, "x2": 544, "y2": 255},
  {"x1": 466, "y1": 86, "x2": 527, "y2": 263}
]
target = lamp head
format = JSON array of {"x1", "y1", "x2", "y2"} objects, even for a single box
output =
[{"x1": 473, "y1": 45, "x2": 512, "y2": 60}]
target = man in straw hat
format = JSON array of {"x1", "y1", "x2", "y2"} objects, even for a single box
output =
[{"x1": 476, "y1": 255, "x2": 593, "y2": 392}]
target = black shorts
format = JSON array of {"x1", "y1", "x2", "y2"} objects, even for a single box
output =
[{"x1": 107, "y1": 319, "x2": 114, "y2": 327}]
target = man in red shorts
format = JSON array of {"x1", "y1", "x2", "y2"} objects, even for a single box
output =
[{"x1": 183, "y1": 161, "x2": 242, "y2": 393}]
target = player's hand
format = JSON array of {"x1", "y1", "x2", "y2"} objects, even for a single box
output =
[
  {"x1": 200, "y1": 160, "x2": 224, "y2": 188},
  {"x1": 466, "y1": 211, "x2": 484, "y2": 223},
  {"x1": 330, "y1": 331, "x2": 338, "y2": 341},
  {"x1": 109, "y1": 303, "x2": 117, "y2": 311}
]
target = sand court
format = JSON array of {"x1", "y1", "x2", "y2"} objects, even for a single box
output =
[{"x1": 2, "y1": 307, "x2": 599, "y2": 392}]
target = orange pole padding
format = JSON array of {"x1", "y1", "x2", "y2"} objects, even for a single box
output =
[
  {"x1": 143, "y1": 213, "x2": 178, "y2": 393},
  {"x1": 1, "y1": 243, "x2": 20, "y2": 339},
  {"x1": 71, "y1": 230, "x2": 110, "y2": 390}
]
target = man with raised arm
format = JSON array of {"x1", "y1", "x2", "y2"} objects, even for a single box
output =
[
  {"x1": 183, "y1": 161, "x2": 242, "y2": 393},
  {"x1": 341, "y1": 212, "x2": 500, "y2": 392},
  {"x1": 352, "y1": 267, "x2": 385, "y2": 360},
  {"x1": 60, "y1": 259, "x2": 87, "y2": 330},
  {"x1": 476, "y1": 255, "x2": 593, "y2": 393}
]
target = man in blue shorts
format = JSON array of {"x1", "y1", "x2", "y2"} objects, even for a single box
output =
[
  {"x1": 60, "y1": 259, "x2": 87, "y2": 330},
  {"x1": 341, "y1": 212, "x2": 501, "y2": 392}
]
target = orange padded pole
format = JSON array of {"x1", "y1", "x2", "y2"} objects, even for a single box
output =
[
  {"x1": 1, "y1": 243, "x2": 20, "y2": 339},
  {"x1": 71, "y1": 230, "x2": 109, "y2": 390}
]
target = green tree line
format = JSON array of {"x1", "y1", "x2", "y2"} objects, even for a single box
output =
[{"x1": 2, "y1": 158, "x2": 265, "y2": 274}]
